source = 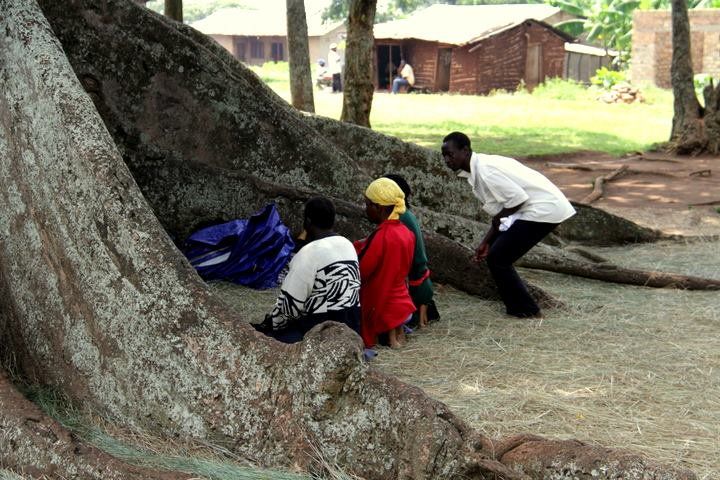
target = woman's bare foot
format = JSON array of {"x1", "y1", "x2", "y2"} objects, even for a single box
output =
[
  {"x1": 388, "y1": 328, "x2": 402, "y2": 349},
  {"x1": 396, "y1": 326, "x2": 407, "y2": 345},
  {"x1": 418, "y1": 305, "x2": 429, "y2": 329}
]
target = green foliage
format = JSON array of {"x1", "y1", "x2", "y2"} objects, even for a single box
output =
[
  {"x1": 590, "y1": 66, "x2": 627, "y2": 89},
  {"x1": 550, "y1": 0, "x2": 639, "y2": 67},
  {"x1": 531, "y1": 77, "x2": 592, "y2": 100}
]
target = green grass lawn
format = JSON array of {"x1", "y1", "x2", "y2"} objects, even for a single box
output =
[{"x1": 252, "y1": 62, "x2": 673, "y2": 158}]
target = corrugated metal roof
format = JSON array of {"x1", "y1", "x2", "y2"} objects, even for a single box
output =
[
  {"x1": 373, "y1": 3, "x2": 562, "y2": 46},
  {"x1": 191, "y1": 0, "x2": 343, "y2": 37}
]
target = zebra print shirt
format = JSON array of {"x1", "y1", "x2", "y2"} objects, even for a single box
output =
[{"x1": 269, "y1": 235, "x2": 360, "y2": 330}]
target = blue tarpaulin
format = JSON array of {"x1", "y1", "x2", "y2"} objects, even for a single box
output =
[{"x1": 184, "y1": 204, "x2": 295, "y2": 289}]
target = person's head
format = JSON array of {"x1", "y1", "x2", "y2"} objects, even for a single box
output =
[
  {"x1": 330, "y1": 43, "x2": 337, "y2": 51},
  {"x1": 383, "y1": 173, "x2": 412, "y2": 208},
  {"x1": 399, "y1": 60, "x2": 406, "y2": 69},
  {"x1": 363, "y1": 178, "x2": 406, "y2": 224},
  {"x1": 441, "y1": 131, "x2": 472, "y2": 172},
  {"x1": 303, "y1": 196, "x2": 335, "y2": 237}
]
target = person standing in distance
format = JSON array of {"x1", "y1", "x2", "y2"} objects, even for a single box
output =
[
  {"x1": 328, "y1": 43, "x2": 342, "y2": 93},
  {"x1": 441, "y1": 132, "x2": 575, "y2": 318}
]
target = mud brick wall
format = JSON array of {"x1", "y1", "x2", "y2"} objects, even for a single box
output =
[
  {"x1": 452, "y1": 22, "x2": 566, "y2": 95},
  {"x1": 402, "y1": 40, "x2": 443, "y2": 89},
  {"x1": 631, "y1": 10, "x2": 720, "y2": 87},
  {"x1": 526, "y1": 22, "x2": 566, "y2": 80}
]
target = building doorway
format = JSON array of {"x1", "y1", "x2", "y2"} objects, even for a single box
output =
[
  {"x1": 436, "y1": 48, "x2": 452, "y2": 92},
  {"x1": 376, "y1": 44, "x2": 402, "y2": 90},
  {"x1": 525, "y1": 43, "x2": 543, "y2": 90}
]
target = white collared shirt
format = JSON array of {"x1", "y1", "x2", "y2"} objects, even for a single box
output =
[{"x1": 458, "y1": 152, "x2": 576, "y2": 224}]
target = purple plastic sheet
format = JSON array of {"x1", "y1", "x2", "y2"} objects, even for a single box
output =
[{"x1": 184, "y1": 204, "x2": 295, "y2": 289}]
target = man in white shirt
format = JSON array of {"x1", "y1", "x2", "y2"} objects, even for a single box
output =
[
  {"x1": 441, "y1": 131, "x2": 575, "y2": 318},
  {"x1": 328, "y1": 43, "x2": 342, "y2": 93},
  {"x1": 392, "y1": 60, "x2": 415, "y2": 94},
  {"x1": 254, "y1": 197, "x2": 360, "y2": 342}
]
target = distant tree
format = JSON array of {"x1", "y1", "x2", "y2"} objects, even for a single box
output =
[
  {"x1": 286, "y1": 0, "x2": 315, "y2": 112},
  {"x1": 341, "y1": 0, "x2": 377, "y2": 127},
  {"x1": 164, "y1": 0, "x2": 183, "y2": 21},
  {"x1": 669, "y1": 0, "x2": 720, "y2": 153}
]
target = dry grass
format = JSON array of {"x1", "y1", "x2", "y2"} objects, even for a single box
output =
[{"x1": 212, "y1": 238, "x2": 720, "y2": 479}]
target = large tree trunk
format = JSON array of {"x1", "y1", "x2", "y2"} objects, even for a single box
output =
[
  {"x1": 286, "y1": 0, "x2": 315, "y2": 112},
  {"x1": 340, "y1": 0, "x2": 376, "y2": 127},
  {"x1": 0, "y1": 1, "x2": 701, "y2": 478},
  {"x1": 670, "y1": 0, "x2": 720, "y2": 154},
  {"x1": 164, "y1": 0, "x2": 182, "y2": 22}
]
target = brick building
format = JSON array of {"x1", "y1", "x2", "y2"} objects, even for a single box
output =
[
  {"x1": 191, "y1": 4, "x2": 344, "y2": 67},
  {"x1": 631, "y1": 9, "x2": 720, "y2": 87},
  {"x1": 373, "y1": 4, "x2": 575, "y2": 94}
]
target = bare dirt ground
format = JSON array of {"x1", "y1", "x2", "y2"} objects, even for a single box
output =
[{"x1": 522, "y1": 151, "x2": 720, "y2": 236}]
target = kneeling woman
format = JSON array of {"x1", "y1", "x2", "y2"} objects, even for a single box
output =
[{"x1": 355, "y1": 178, "x2": 416, "y2": 348}]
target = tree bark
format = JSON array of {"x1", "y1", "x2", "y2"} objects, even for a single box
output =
[
  {"x1": 0, "y1": 1, "x2": 700, "y2": 478},
  {"x1": 340, "y1": 0, "x2": 376, "y2": 127},
  {"x1": 670, "y1": 0, "x2": 720, "y2": 154},
  {"x1": 164, "y1": 0, "x2": 182, "y2": 22},
  {"x1": 520, "y1": 244, "x2": 720, "y2": 291},
  {"x1": 286, "y1": 0, "x2": 315, "y2": 112},
  {"x1": 0, "y1": 369, "x2": 190, "y2": 480}
]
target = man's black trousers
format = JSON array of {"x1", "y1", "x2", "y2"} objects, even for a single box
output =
[{"x1": 486, "y1": 219, "x2": 558, "y2": 317}]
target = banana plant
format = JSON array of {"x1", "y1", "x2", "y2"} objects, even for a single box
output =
[{"x1": 551, "y1": 0, "x2": 641, "y2": 67}]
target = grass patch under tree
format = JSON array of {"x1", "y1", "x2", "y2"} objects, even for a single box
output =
[{"x1": 253, "y1": 62, "x2": 672, "y2": 158}]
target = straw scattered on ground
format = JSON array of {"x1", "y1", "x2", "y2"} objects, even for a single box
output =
[{"x1": 213, "y1": 238, "x2": 720, "y2": 479}]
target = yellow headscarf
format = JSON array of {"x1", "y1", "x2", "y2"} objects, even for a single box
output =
[{"x1": 365, "y1": 177, "x2": 406, "y2": 220}]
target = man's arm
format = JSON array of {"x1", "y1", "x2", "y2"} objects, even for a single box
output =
[{"x1": 473, "y1": 202, "x2": 525, "y2": 262}]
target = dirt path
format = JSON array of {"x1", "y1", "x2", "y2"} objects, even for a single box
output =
[{"x1": 521, "y1": 151, "x2": 720, "y2": 236}]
